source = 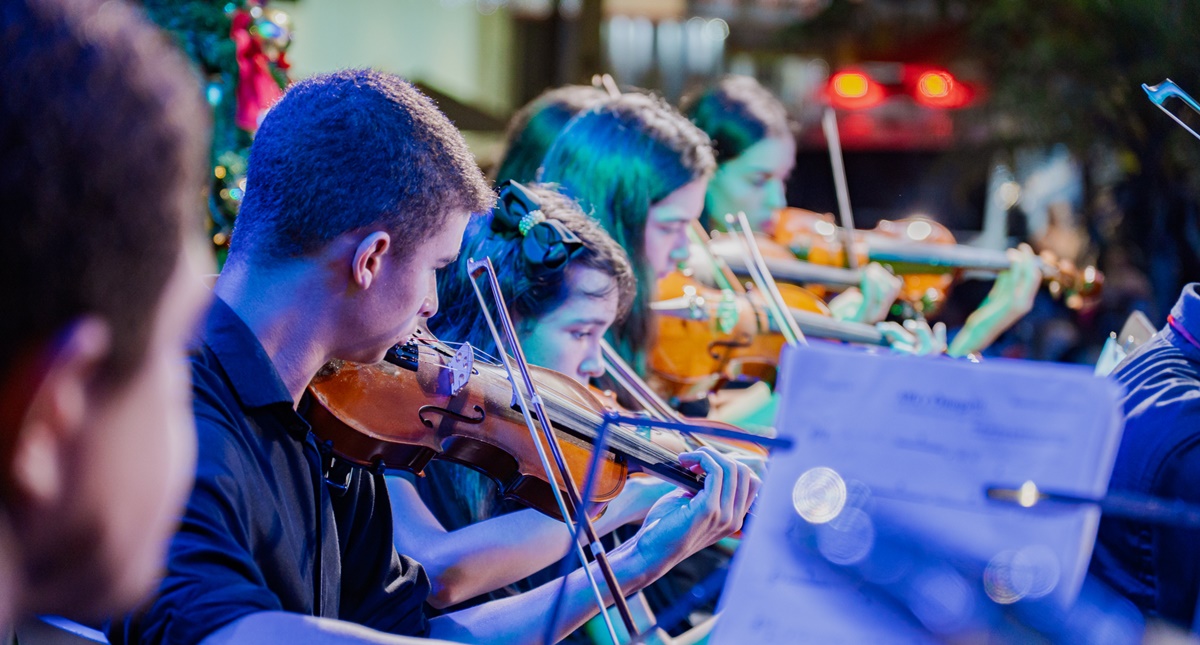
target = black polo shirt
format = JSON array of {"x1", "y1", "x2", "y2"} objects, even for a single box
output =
[
  {"x1": 1090, "y1": 284, "x2": 1200, "y2": 626},
  {"x1": 110, "y1": 297, "x2": 430, "y2": 644}
]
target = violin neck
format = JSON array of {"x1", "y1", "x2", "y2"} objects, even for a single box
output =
[
  {"x1": 723, "y1": 254, "x2": 862, "y2": 288},
  {"x1": 652, "y1": 295, "x2": 888, "y2": 347},
  {"x1": 631, "y1": 453, "x2": 706, "y2": 493},
  {"x1": 778, "y1": 308, "x2": 889, "y2": 347},
  {"x1": 532, "y1": 388, "x2": 704, "y2": 496},
  {"x1": 859, "y1": 239, "x2": 1054, "y2": 277}
]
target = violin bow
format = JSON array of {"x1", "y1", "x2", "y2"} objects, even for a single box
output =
[
  {"x1": 466, "y1": 257, "x2": 636, "y2": 644},
  {"x1": 724, "y1": 212, "x2": 809, "y2": 347},
  {"x1": 687, "y1": 221, "x2": 750, "y2": 296},
  {"x1": 592, "y1": 72, "x2": 621, "y2": 99},
  {"x1": 1143, "y1": 79, "x2": 1200, "y2": 141},
  {"x1": 599, "y1": 340, "x2": 729, "y2": 453},
  {"x1": 600, "y1": 339, "x2": 681, "y2": 421},
  {"x1": 821, "y1": 107, "x2": 861, "y2": 270}
]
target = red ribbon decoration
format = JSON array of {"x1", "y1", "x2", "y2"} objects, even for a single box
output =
[{"x1": 231, "y1": 8, "x2": 285, "y2": 133}]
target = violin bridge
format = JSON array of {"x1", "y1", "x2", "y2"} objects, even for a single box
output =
[{"x1": 449, "y1": 342, "x2": 474, "y2": 396}]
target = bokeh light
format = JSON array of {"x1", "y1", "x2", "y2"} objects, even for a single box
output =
[
  {"x1": 918, "y1": 72, "x2": 953, "y2": 98},
  {"x1": 984, "y1": 545, "x2": 1061, "y2": 605},
  {"x1": 999, "y1": 180, "x2": 1022, "y2": 208},
  {"x1": 792, "y1": 466, "x2": 847, "y2": 524},
  {"x1": 983, "y1": 549, "x2": 1030, "y2": 604},
  {"x1": 908, "y1": 567, "x2": 975, "y2": 634},
  {"x1": 816, "y1": 506, "x2": 874, "y2": 565},
  {"x1": 905, "y1": 219, "x2": 933, "y2": 242},
  {"x1": 1017, "y1": 480, "x2": 1041, "y2": 508},
  {"x1": 832, "y1": 72, "x2": 870, "y2": 99}
]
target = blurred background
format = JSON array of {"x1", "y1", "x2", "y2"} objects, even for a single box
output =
[{"x1": 147, "y1": 0, "x2": 1200, "y2": 365}]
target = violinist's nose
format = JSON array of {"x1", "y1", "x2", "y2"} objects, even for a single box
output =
[
  {"x1": 668, "y1": 231, "x2": 691, "y2": 265},
  {"x1": 578, "y1": 341, "x2": 605, "y2": 381},
  {"x1": 765, "y1": 178, "x2": 787, "y2": 213},
  {"x1": 418, "y1": 272, "x2": 440, "y2": 319}
]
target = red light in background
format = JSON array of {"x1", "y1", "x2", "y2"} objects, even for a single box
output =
[
  {"x1": 828, "y1": 71, "x2": 885, "y2": 109},
  {"x1": 918, "y1": 72, "x2": 952, "y2": 98},
  {"x1": 833, "y1": 72, "x2": 870, "y2": 98},
  {"x1": 913, "y1": 70, "x2": 973, "y2": 108}
]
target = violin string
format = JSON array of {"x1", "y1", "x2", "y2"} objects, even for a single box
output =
[
  {"x1": 405, "y1": 341, "x2": 696, "y2": 483},
  {"x1": 534, "y1": 388, "x2": 696, "y2": 479},
  {"x1": 408, "y1": 342, "x2": 505, "y2": 370}
]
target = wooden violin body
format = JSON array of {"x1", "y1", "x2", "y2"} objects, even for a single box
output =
[
  {"x1": 772, "y1": 208, "x2": 956, "y2": 313},
  {"x1": 648, "y1": 269, "x2": 839, "y2": 402},
  {"x1": 307, "y1": 326, "x2": 703, "y2": 521}
]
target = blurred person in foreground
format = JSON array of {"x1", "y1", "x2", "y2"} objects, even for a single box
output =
[
  {"x1": 0, "y1": 0, "x2": 210, "y2": 630},
  {"x1": 1091, "y1": 282, "x2": 1200, "y2": 628}
]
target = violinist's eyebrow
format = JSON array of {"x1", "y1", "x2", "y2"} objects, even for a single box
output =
[
  {"x1": 653, "y1": 208, "x2": 691, "y2": 221},
  {"x1": 438, "y1": 252, "x2": 460, "y2": 266},
  {"x1": 568, "y1": 317, "x2": 610, "y2": 326}
]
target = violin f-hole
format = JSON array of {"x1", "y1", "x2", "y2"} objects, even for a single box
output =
[
  {"x1": 708, "y1": 333, "x2": 753, "y2": 360},
  {"x1": 419, "y1": 404, "x2": 486, "y2": 428}
]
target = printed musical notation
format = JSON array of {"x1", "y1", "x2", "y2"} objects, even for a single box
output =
[{"x1": 712, "y1": 344, "x2": 1124, "y2": 643}]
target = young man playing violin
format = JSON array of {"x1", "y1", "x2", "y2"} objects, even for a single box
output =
[{"x1": 112, "y1": 69, "x2": 759, "y2": 645}]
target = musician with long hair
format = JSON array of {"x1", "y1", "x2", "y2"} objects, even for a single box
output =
[
  {"x1": 540, "y1": 92, "x2": 716, "y2": 370},
  {"x1": 390, "y1": 181, "x2": 677, "y2": 614},
  {"x1": 493, "y1": 85, "x2": 610, "y2": 185}
]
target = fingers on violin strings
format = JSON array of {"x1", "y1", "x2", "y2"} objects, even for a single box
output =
[
  {"x1": 682, "y1": 448, "x2": 725, "y2": 514},
  {"x1": 933, "y1": 322, "x2": 948, "y2": 350},
  {"x1": 876, "y1": 321, "x2": 912, "y2": 350},
  {"x1": 876, "y1": 324, "x2": 897, "y2": 346},
  {"x1": 911, "y1": 319, "x2": 934, "y2": 349},
  {"x1": 704, "y1": 447, "x2": 739, "y2": 522},
  {"x1": 731, "y1": 461, "x2": 754, "y2": 531}
]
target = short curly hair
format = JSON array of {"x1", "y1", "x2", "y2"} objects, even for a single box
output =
[
  {"x1": 0, "y1": 0, "x2": 209, "y2": 384},
  {"x1": 230, "y1": 69, "x2": 496, "y2": 263}
]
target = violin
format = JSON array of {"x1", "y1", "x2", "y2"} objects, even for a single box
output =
[
  {"x1": 648, "y1": 265, "x2": 895, "y2": 401},
  {"x1": 647, "y1": 217, "x2": 903, "y2": 402},
  {"x1": 305, "y1": 325, "x2": 704, "y2": 521},
  {"x1": 772, "y1": 207, "x2": 1105, "y2": 313}
]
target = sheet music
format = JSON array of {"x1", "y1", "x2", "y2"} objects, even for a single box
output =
[{"x1": 712, "y1": 343, "x2": 1124, "y2": 643}]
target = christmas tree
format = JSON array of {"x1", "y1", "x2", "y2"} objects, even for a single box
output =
[{"x1": 144, "y1": 0, "x2": 292, "y2": 265}]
